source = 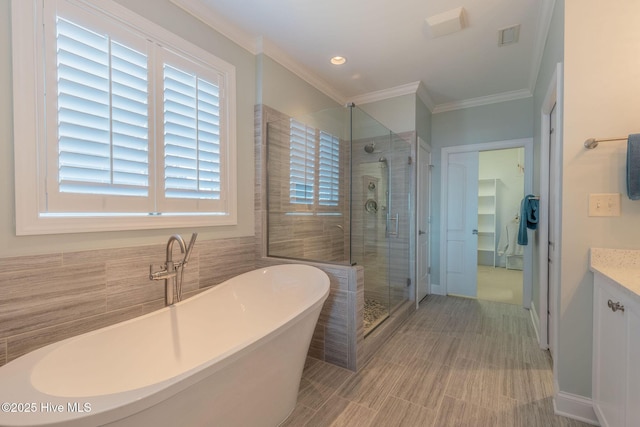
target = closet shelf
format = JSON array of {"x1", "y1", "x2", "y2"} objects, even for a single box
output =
[{"x1": 477, "y1": 178, "x2": 498, "y2": 267}]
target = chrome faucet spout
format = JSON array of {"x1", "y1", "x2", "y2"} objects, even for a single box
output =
[
  {"x1": 164, "y1": 235, "x2": 186, "y2": 306},
  {"x1": 166, "y1": 234, "x2": 186, "y2": 263}
]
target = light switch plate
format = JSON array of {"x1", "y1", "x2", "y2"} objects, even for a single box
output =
[{"x1": 588, "y1": 193, "x2": 621, "y2": 217}]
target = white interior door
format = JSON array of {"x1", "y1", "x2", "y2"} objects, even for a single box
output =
[
  {"x1": 417, "y1": 139, "x2": 431, "y2": 303},
  {"x1": 548, "y1": 103, "x2": 558, "y2": 358},
  {"x1": 446, "y1": 151, "x2": 479, "y2": 297}
]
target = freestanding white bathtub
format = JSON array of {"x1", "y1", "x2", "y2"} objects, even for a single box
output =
[{"x1": 0, "y1": 264, "x2": 329, "y2": 427}]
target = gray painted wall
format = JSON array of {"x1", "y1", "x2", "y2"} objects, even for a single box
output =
[{"x1": 257, "y1": 54, "x2": 339, "y2": 118}]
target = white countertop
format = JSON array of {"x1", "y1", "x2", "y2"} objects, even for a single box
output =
[{"x1": 590, "y1": 248, "x2": 640, "y2": 302}]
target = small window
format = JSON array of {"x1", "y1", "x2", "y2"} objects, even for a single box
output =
[
  {"x1": 288, "y1": 119, "x2": 341, "y2": 210},
  {"x1": 12, "y1": 0, "x2": 237, "y2": 234}
]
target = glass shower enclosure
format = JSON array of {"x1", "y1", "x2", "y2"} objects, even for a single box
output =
[{"x1": 266, "y1": 104, "x2": 412, "y2": 335}]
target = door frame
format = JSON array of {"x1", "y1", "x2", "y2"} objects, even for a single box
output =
[
  {"x1": 439, "y1": 138, "x2": 534, "y2": 308},
  {"x1": 538, "y1": 63, "x2": 563, "y2": 360},
  {"x1": 416, "y1": 137, "x2": 432, "y2": 308}
]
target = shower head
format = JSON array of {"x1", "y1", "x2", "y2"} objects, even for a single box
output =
[
  {"x1": 364, "y1": 143, "x2": 375, "y2": 153},
  {"x1": 378, "y1": 156, "x2": 387, "y2": 163}
]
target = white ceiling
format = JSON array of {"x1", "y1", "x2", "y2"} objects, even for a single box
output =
[{"x1": 171, "y1": 0, "x2": 554, "y2": 113}]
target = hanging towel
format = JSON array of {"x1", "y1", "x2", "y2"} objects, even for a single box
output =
[
  {"x1": 627, "y1": 134, "x2": 640, "y2": 200},
  {"x1": 497, "y1": 220, "x2": 525, "y2": 257},
  {"x1": 517, "y1": 195, "x2": 539, "y2": 245}
]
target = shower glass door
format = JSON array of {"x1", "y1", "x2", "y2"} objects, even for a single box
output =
[{"x1": 350, "y1": 106, "x2": 412, "y2": 336}]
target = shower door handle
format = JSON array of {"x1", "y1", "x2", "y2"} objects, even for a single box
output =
[{"x1": 387, "y1": 213, "x2": 399, "y2": 237}]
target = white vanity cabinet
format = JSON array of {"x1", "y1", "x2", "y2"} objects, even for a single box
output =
[{"x1": 592, "y1": 272, "x2": 640, "y2": 427}]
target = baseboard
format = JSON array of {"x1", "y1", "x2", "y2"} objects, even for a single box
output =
[
  {"x1": 530, "y1": 300, "x2": 540, "y2": 344},
  {"x1": 554, "y1": 389, "x2": 600, "y2": 426},
  {"x1": 430, "y1": 282, "x2": 445, "y2": 296}
]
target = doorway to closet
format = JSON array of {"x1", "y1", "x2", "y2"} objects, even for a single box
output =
[
  {"x1": 477, "y1": 148, "x2": 525, "y2": 305},
  {"x1": 440, "y1": 138, "x2": 533, "y2": 308}
]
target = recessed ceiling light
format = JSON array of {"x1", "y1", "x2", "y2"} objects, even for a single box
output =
[{"x1": 330, "y1": 56, "x2": 347, "y2": 65}]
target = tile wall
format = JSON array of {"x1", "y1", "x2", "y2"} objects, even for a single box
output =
[
  {"x1": 0, "y1": 236, "x2": 256, "y2": 366},
  {"x1": 264, "y1": 112, "x2": 350, "y2": 263}
]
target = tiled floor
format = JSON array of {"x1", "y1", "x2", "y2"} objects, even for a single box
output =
[{"x1": 282, "y1": 295, "x2": 593, "y2": 427}]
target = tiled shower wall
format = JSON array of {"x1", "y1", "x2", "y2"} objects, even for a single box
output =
[
  {"x1": 0, "y1": 236, "x2": 256, "y2": 367},
  {"x1": 264, "y1": 112, "x2": 350, "y2": 263}
]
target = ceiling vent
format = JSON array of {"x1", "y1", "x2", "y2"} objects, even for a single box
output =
[
  {"x1": 498, "y1": 24, "x2": 520, "y2": 46},
  {"x1": 425, "y1": 7, "x2": 466, "y2": 38}
]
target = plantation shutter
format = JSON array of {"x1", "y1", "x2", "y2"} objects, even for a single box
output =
[
  {"x1": 163, "y1": 64, "x2": 221, "y2": 201},
  {"x1": 38, "y1": 0, "x2": 235, "y2": 224},
  {"x1": 55, "y1": 17, "x2": 149, "y2": 198},
  {"x1": 318, "y1": 131, "x2": 340, "y2": 206},
  {"x1": 289, "y1": 119, "x2": 315, "y2": 204}
]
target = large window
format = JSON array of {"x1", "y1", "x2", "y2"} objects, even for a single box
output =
[
  {"x1": 288, "y1": 119, "x2": 341, "y2": 210},
  {"x1": 12, "y1": 0, "x2": 237, "y2": 234}
]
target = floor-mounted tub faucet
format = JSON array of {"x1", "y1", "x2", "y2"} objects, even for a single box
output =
[{"x1": 149, "y1": 233, "x2": 198, "y2": 306}]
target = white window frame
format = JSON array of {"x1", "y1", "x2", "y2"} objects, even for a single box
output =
[{"x1": 12, "y1": 0, "x2": 237, "y2": 235}]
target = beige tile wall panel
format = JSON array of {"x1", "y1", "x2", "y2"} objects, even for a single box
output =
[
  {"x1": 0, "y1": 253, "x2": 62, "y2": 274},
  {"x1": 7, "y1": 306, "x2": 142, "y2": 362},
  {"x1": 0, "y1": 262, "x2": 106, "y2": 338}
]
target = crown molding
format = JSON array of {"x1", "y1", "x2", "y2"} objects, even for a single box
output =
[
  {"x1": 432, "y1": 89, "x2": 533, "y2": 114},
  {"x1": 169, "y1": 0, "x2": 258, "y2": 53},
  {"x1": 528, "y1": 0, "x2": 557, "y2": 93},
  {"x1": 416, "y1": 82, "x2": 436, "y2": 112},
  {"x1": 349, "y1": 82, "x2": 421, "y2": 106}
]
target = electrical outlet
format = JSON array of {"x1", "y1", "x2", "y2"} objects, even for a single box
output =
[{"x1": 588, "y1": 193, "x2": 621, "y2": 217}]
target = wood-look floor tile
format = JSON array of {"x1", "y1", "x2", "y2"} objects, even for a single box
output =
[
  {"x1": 370, "y1": 396, "x2": 436, "y2": 427},
  {"x1": 303, "y1": 395, "x2": 352, "y2": 427},
  {"x1": 298, "y1": 359, "x2": 353, "y2": 410},
  {"x1": 434, "y1": 395, "x2": 498, "y2": 427},
  {"x1": 444, "y1": 356, "x2": 479, "y2": 400},
  {"x1": 389, "y1": 358, "x2": 450, "y2": 410},
  {"x1": 420, "y1": 333, "x2": 460, "y2": 366},
  {"x1": 298, "y1": 295, "x2": 595, "y2": 427},
  {"x1": 337, "y1": 357, "x2": 406, "y2": 410},
  {"x1": 375, "y1": 331, "x2": 434, "y2": 366},
  {"x1": 328, "y1": 401, "x2": 376, "y2": 427},
  {"x1": 280, "y1": 402, "x2": 316, "y2": 427}
]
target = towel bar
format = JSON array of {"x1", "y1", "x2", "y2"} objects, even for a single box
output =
[{"x1": 584, "y1": 136, "x2": 628, "y2": 149}]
